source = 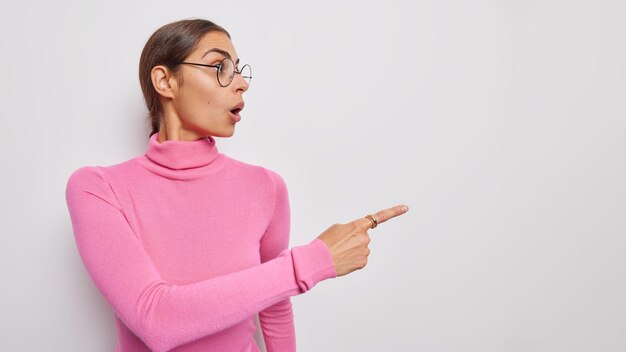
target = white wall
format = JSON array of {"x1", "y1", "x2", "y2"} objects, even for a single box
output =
[{"x1": 1, "y1": 0, "x2": 625, "y2": 351}]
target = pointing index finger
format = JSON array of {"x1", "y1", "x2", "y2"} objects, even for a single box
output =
[
  {"x1": 357, "y1": 204, "x2": 409, "y2": 229},
  {"x1": 374, "y1": 204, "x2": 409, "y2": 225}
]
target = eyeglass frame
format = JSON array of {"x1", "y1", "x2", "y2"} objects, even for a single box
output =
[{"x1": 174, "y1": 58, "x2": 252, "y2": 87}]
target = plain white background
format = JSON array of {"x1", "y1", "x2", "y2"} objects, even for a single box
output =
[{"x1": 1, "y1": 0, "x2": 625, "y2": 351}]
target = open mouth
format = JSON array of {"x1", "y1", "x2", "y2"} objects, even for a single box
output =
[
  {"x1": 229, "y1": 103, "x2": 244, "y2": 123},
  {"x1": 230, "y1": 102, "x2": 244, "y2": 115}
]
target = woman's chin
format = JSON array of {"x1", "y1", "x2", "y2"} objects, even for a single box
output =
[{"x1": 209, "y1": 126, "x2": 236, "y2": 138}]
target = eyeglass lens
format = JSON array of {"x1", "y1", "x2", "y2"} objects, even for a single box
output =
[{"x1": 217, "y1": 58, "x2": 252, "y2": 87}]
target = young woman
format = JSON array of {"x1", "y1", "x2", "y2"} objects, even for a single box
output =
[{"x1": 65, "y1": 19, "x2": 408, "y2": 352}]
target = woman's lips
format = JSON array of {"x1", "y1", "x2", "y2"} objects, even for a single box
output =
[
  {"x1": 229, "y1": 102, "x2": 244, "y2": 123},
  {"x1": 229, "y1": 109, "x2": 242, "y2": 123}
]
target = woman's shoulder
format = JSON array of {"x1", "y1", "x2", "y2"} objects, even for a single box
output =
[
  {"x1": 65, "y1": 158, "x2": 139, "y2": 192},
  {"x1": 65, "y1": 165, "x2": 113, "y2": 205},
  {"x1": 223, "y1": 156, "x2": 287, "y2": 189}
]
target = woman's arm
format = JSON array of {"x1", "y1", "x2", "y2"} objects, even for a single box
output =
[
  {"x1": 65, "y1": 167, "x2": 336, "y2": 352},
  {"x1": 258, "y1": 169, "x2": 296, "y2": 352}
]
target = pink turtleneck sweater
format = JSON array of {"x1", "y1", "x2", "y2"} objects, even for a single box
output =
[{"x1": 65, "y1": 133, "x2": 337, "y2": 352}]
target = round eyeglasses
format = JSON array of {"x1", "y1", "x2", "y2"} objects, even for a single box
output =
[{"x1": 176, "y1": 58, "x2": 252, "y2": 87}]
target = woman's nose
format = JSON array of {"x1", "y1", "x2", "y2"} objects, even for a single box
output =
[{"x1": 232, "y1": 72, "x2": 249, "y2": 93}]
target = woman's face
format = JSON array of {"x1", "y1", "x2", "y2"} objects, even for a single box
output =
[{"x1": 167, "y1": 31, "x2": 249, "y2": 138}]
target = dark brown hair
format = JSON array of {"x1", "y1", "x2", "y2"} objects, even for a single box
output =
[{"x1": 139, "y1": 19, "x2": 230, "y2": 137}]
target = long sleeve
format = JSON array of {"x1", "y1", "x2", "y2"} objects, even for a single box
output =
[
  {"x1": 65, "y1": 167, "x2": 336, "y2": 352},
  {"x1": 258, "y1": 169, "x2": 296, "y2": 352}
]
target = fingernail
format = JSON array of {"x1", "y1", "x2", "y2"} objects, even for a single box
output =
[{"x1": 402, "y1": 206, "x2": 409, "y2": 212}]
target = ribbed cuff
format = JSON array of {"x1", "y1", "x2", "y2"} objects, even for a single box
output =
[{"x1": 290, "y1": 239, "x2": 337, "y2": 292}]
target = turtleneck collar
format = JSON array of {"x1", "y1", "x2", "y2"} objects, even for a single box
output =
[{"x1": 139, "y1": 132, "x2": 226, "y2": 179}]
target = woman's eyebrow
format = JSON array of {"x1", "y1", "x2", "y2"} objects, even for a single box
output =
[{"x1": 201, "y1": 48, "x2": 240, "y2": 65}]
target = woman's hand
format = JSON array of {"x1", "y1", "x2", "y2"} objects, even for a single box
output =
[{"x1": 316, "y1": 205, "x2": 409, "y2": 277}]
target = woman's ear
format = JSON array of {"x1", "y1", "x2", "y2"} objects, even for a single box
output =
[{"x1": 151, "y1": 65, "x2": 178, "y2": 99}]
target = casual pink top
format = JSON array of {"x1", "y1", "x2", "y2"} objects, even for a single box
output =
[{"x1": 65, "y1": 133, "x2": 337, "y2": 352}]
